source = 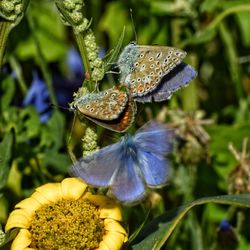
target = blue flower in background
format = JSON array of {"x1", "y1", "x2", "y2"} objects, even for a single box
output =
[
  {"x1": 23, "y1": 71, "x2": 52, "y2": 123},
  {"x1": 217, "y1": 220, "x2": 238, "y2": 250},
  {"x1": 219, "y1": 220, "x2": 231, "y2": 231},
  {"x1": 71, "y1": 121, "x2": 173, "y2": 205}
]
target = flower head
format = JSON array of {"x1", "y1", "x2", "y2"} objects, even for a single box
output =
[{"x1": 5, "y1": 178, "x2": 127, "y2": 250}]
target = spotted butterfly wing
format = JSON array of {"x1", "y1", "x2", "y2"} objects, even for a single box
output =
[
  {"x1": 134, "y1": 62, "x2": 197, "y2": 102},
  {"x1": 118, "y1": 43, "x2": 187, "y2": 97},
  {"x1": 74, "y1": 87, "x2": 136, "y2": 132}
]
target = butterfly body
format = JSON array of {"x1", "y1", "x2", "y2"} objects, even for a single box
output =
[{"x1": 71, "y1": 122, "x2": 173, "y2": 204}]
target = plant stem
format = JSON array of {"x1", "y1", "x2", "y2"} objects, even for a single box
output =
[
  {"x1": 27, "y1": 14, "x2": 58, "y2": 108},
  {"x1": 219, "y1": 22, "x2": 243, "y2": 99},
  {"x1": 75, "y1": 33, "x2": 93, "y2": 88},
  {"x1": 0, "y1": 21, "x2": 11, "y2": 68},
  {"x1": 9, "y1": 55, "x2": 28, "y2": 96}
]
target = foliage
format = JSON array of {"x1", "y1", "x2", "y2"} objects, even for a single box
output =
[{"x1": 1, "y1": 0, "x2": 250, "y2": 249}]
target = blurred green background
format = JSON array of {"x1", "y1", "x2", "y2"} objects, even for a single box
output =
[{"x1": 1, "y1": 0, "x2": 250, "y2": 249}]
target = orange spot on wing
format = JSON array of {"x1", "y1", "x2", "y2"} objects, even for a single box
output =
[{"x1": 138, "y1": 84, "x2": 144, "y2": 93}]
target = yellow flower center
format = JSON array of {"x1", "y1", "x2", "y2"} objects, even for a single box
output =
[{"x1": 29, "y1": 198, "x2": 105, "y2": 249}]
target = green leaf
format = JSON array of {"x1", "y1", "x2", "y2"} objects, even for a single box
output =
[
  {"x1": 200, "y1": 0, "x2": 220, "y2": 13},
  {"x1": 206, "y1": 123, "x2": 250, "y2": 185},
  {"x1": 236, "y1": 12, "x2": 250, "y2": 46},
  {"x1": 40, "y1": 111, "x2": 65, "y2": 151},
  {"x1": 19, "y1": 107, "x2": 40, "y2": 139},
  {"x1": 14, "y1": 1, "x2": 67, "y2": 62},
  {"x1": 0, "y1": 228, "x2": 19, "y2": 248},
  {"x1": 128, "y1": 206, "x2": 151, "y2": 244},
  {"x1": 0, "y1": 129, "x2": 15, "y2": 191},
  {"x1": 42, "y1": 152, "x2": 71, "y2": 174},
  {"x1": 99, "y1": 2, "x2": 133, "y2": 48},
  {"x1": 0, "y1": 75, "x2": 15, "y2": 111},
  {"x1": 132, "y1": 195, "x2": 250, "y2": 250}
]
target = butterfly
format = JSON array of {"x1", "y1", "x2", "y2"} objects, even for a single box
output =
[
  {"x1": 72, "y1": 87, "x2": 137, "y2": 132},
  {"x1": 117, "y1": 43, "x2": 197, "y2": 102},
  {"x1": 72, "y1": 43, "x2": 196, "y2": 132},
  {"x1": 71, "y1": 121, "x2": 173, "y2": 204}
]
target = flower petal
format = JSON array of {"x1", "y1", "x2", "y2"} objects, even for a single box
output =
[
  {"x1": 5, "y1": 210, "x2": 31, "y2": 231},
  {"x1": 104, "y1": 219, "x2": 128, "y2": 237},
  {"x1": 101, "y1": 230, "x2": 127, "y2": 250},
  {"x1": 86, "y1": 194, "x2": 122, "y2": 221},
  {"x1": 31, "y1": 191, "x2": 51, "y2": 205},
  {"x1": 97, "y1": 241, "x2": 110, "y2": 250},
  {"x1": 15, "y1": 197, "x2": 42, "y2": 211},
  {"x1": 10, "y1": 229, "x2": 32, "y2": 250},
  {"x1": 61, "y1": 177, "x2": 87, "y2": 200},
  {"x1": 35, "y1": 183, "x2": 62, "y2": 202}
]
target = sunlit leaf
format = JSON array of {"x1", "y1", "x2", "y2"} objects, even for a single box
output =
[{"x1": 132, "y1": 195, "x2": 250, "y2": 250}]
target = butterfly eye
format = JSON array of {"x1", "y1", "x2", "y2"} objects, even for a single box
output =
[
  {"x1": 167, "y1": 55, "x2": 171, "y2": 59},
  {"x1": 90, "y1": 108, "x2": 95, "y2": 112},
  {"x1": 139, "y1": 53, "x2": 144, "y2": 58},
  {"x1": 150, "y1": 72, "x2": 154, "y2": 76},
  {"x1": 137, "y1": 78, "x2": 141, "y2": 82},
  {"x1": 164, "y1": 58, "x2": 169, "y2": 63},
  {"x1": 150, "y1": 64, "x2": 155, "y2": 69},
  {"x1": 149, "y1": 57, "x2": 154, "y2": 61},
  {"x1": 131, "y1": 79, "x2": 136, "y2": 84},
  {"x1": 86, "y1": 104, "x2": 90, "y2": 109}
]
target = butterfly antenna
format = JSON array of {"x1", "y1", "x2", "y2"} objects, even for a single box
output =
[
  {"x1": 130, "y1": 9, "x2": 137, "y2": 43},
  {"x1": 50, "y1": 103, "x2": 71, "y2": 112},
  {"x1": 67, "y1": 112, "x2": 77, "y2": 164}
]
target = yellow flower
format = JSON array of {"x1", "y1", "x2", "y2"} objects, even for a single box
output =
[{"x1": 5, "y1": 178, "x2": 128, "y2": 250}]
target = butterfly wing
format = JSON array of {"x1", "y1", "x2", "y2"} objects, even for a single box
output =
[
  {"x1": 71, "y1": 142, "x2": 122, "y2": 187},
  {"x1": 134, "y1": 63, "x2": 197, "y2": 102},
  {"x1": 120, "y1": 45, "x2": 186, "y2": 97},
  {"x1": 134, "y1": 122, "x2": 173, "y2": 187},
  {"x1": 75, "y1": 88, "x2": 128, "y2": 120},
  {"x1": 134, "y1": 121, "x2": 173, "y2": 156},
  {"x1": 109, "y1": 153, "x2": 146, "y2": 205},
  {"x1": 81, "y1": 96, "x2": 137, "y2": 132},
  {"x1": 138, "y1": 150, "x2": 170, "y2": 187}
]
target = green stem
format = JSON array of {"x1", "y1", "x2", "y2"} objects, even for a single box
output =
[
  {"x1": 0, "y1": 21, "x2": 11, "y2": 68},
  {"x1": 27, "y1": 15, "x2": 58, "y2": 108},
  {"x1": 219, "y1": 22, "x2": 243, "y2": 99},
  {"x1": 9, "y1": 55, "x2": 28, "y2": 96},
  {"x1": 75, "y1": 33, "x2": 93, "y2": 88},
  {"x1": 207, "y1": 5, "x2": 250, "y2": 31},
  {"x1": 180, "y1": 4, "x2": 250, "y2": 48}
]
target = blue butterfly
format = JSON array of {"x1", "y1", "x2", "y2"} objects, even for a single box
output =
[{"x1": 71, "y1": 122, "x2": 173, "y2": 204}]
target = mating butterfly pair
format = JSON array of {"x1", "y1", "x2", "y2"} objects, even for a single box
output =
[{"x1": 72, "y1": 43, "x2": 197, "y2": 132}]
